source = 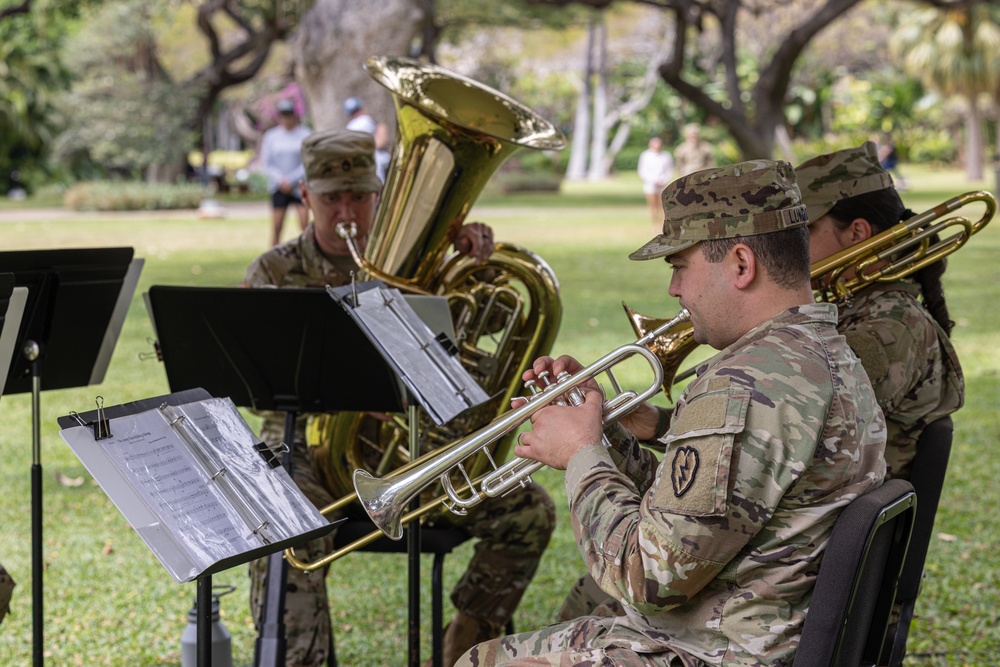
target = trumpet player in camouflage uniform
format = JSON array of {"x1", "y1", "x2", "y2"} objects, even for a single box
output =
[
  {"x1": 558, "y1": 142, "x2": 971, "y2": 625},
  {"x1": 795, "y1": 141, "x2": 964, "y2": 481},
  {"x1": 457, "y1": 160, "x2": 887, "y2": 666},
  {"x1": 242, "y1": 129, "x2": 556, "y2": 667}
]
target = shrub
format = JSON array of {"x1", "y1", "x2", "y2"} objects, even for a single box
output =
[
  {"x1": 63, "y1": 181, "x2": 206, "y2": 211},
  {"x1": 490, "y1": 171, "x2": 562, "y2": 194},
  {"x1": 907, "y1": 130, "x2": 957, "y2": 166},
  {"x1": 485, "y1": 149, "x2": 565, "y2": 194}
]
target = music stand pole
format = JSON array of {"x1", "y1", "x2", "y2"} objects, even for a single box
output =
[
  {"x1": 407, "y1": 403, "x2": 421, "y2": 667},
  {"x1": 27, "y1": 347, "x2": 42, "y2": 667},
  {"x1": 253, "y1": 411, "x2": 295, "y2": 667},
  {"x1": 197, "y1": 575, "x2": 213, "y2": 667}
]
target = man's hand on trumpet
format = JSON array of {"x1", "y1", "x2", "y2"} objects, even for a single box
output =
[
  {"x1": 513, "y1": 354, "x2": 667, "y2": 447},
  {"x1": 513, "y1": 386, "x2": 605, "y2": 470}
]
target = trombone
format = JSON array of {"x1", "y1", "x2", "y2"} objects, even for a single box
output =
[
  {"x1": 641, "y1": 189, "x2": 997, "y2": 389},
  {"x1": 812, "y1": 190, "x2": 995, "y2": 303}
]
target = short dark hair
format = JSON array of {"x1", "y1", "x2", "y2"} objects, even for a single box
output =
[{"x1": 700, "y1": 227, "x2": 811, "y2": 289}]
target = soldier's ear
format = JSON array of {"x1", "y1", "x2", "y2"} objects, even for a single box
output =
[
  {"x1": 731, "y1": 243, "x2": 756, "y2": 289},
  {"x1": 848, "y1": 218, "x2": 873, "y2": 244}
]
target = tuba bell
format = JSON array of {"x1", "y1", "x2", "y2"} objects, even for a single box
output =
[{"x1": 307, "y1": 56, "x2": 567, "y2": 521}]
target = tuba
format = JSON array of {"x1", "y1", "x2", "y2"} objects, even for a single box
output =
[
  {"x1": 308, "y1": 56, "x2": 566, "y2": 516},
  {"x1": 628, "y1": 190, "x2": 997, "y2": 394}
]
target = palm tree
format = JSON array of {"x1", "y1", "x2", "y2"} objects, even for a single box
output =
[{"x1": 890, "y1": 3, "x2": 1000, "y2": 181}]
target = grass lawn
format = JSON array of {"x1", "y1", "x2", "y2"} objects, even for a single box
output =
[{"x1": 0, "y1": 166, "x2": 997, "y2": 666}]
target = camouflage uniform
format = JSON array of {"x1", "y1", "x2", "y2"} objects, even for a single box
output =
[
  {"x1": 837, "y1": 283, "x2": 963, "y2": 479},
  {"x1": 796, "y1": 142, "x2": 965, "y2": 480},
  {"x1": 673, "y1": 125, "x2": 715, "y2": 178},
  {"x1": 244, "y1": 130, "x2": 556, "y2": 667},
  {"x1": 460, "y1": 161, "x2": 887, "y2": 666},
  {"x1": 0, "y1": 561, "x2": 14, "y2": 625}
]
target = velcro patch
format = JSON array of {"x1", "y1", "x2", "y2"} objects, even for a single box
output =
[{"x1": 845, "y1": 329, "x2": 890, "y2": 384}]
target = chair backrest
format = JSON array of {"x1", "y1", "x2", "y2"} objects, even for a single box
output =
[
  {"x1": 793, "y1": 478, "x2": 917, "y2": 667},
  {"x1": 883, "y1": 416, "x2": 954, "y2": 665}
]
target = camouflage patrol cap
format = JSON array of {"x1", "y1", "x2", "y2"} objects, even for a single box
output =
[
  {"x1": 629, "y1": 159, "x2": 808, "y2": 261},
  {"x1": 301, "y1": 129, "x2": 382, "y2": 195},
  {"x1": 795, "y1": 141, "x2": 894, "y2": 222}
]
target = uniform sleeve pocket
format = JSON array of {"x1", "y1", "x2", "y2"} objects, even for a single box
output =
[{"x1": 649, "y1": 382, "x2": 750, "y2": 517}]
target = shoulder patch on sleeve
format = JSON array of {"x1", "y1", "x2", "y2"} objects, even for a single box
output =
[{"x1": 845, "y1": 329, "x2": 890, "y2": 384}]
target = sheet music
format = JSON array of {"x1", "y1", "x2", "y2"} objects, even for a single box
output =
[
  {"x1": 60, "y1": 397, "x2": 329, "y2": 582},
  {"x1": 329, "y1": 283, "x2": 489, "y2": 425}
]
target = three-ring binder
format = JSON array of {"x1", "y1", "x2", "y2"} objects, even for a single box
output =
[{"x1": 57, "y1": 390, "x2": 339, "y2": 583}]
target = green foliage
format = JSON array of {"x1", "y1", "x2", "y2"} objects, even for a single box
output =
[
  {"x1": 435, "y1": 0, "x2": 588, "y2": 45},
  {"x1": 891, "y1": 6, "x2": 1000, "y2": 99},
  {"x1": 487, "y1": 149, "x2": 566, "y2": 195},
  {"x1": 0, "y1": 8, "x2": 74, "y2": 193},
  {"x1": 51, "y1": 0, "x2": 196, "y2": 180},
  {"x1": 907, "y1": 129, "x2": 958, "y2": 165},
  {"x1": 63, "y1": 181, "x2": 206, "y2": 211}
]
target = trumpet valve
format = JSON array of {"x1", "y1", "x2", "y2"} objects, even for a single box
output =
[
  {"x1": 555, "y1": 371, "x2": 586, "y2": 406},
  {"x1": 537, "y1": 370, "x2": 569, "y2": 406}
]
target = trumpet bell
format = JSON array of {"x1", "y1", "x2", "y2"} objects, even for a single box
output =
[
  {"x1": 623, "y1": 302, "x2": 697, "y2": 400},
  {"x1": 353, "y1": 469, "x2": 404, "y2": 540}
]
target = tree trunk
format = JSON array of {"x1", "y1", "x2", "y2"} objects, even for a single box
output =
[
  {"x1": 291, "y1": 0, "x2": 428, "y2": 134},
  {"x1": 566, "y1": 18, "x2": 596, "y2": 181},
  {"x1": 587, "y1": 19, "x2": 608, "y2": 181},
  {"x1": 965, "y1": 94, "x2": 984, "y2": 182}
]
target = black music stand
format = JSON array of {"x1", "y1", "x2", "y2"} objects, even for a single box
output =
[
  {"x1": 145, "y1": 285, "x2": 413, "y2": 667},
  {"x1": 146, "y1": 283, "x2": 486, "y2": 667},
  {"x1": 0, "y1": 248, "x2": 142, "y2": 667}
]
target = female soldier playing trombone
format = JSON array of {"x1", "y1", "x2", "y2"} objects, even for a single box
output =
[{"x1": 795, "y1": 141, "x2": 964, "y2": 481}]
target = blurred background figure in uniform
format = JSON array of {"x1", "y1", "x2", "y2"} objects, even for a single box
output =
[
  {"x1": 673, "y1": 122, "x2": 715, "y2": 177},
  {"x1": 260, "y1": 98, "x2": 312, "y2": 246}
]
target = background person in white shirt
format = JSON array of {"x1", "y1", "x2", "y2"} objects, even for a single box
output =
[
  {"x1": 260, "y1": 98, "x2": 312, "y2": 246},
  {"x1": 344, "y1": 96, "x2": 391, "y2": 183},
  {"x1": 637, "y1": 136, "x2": 674, "y2": 229}
]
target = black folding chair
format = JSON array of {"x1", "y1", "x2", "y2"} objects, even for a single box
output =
[
  {"x1": 882, "y1": 417, "x2": 954, "y2": 666},
  {"x1": 793, "y1": 479, "x2": 917, "y2": 667}
]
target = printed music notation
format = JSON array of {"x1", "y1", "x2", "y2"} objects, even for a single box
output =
[{"x1": 60, "y1": 396, "x2": 331, "y2": 583}]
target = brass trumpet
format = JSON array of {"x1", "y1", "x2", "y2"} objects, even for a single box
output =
[{"x1": 354, "y1": 309, "x2": 692, "y2": 540}]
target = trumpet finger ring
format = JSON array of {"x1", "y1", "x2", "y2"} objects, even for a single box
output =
[{"x1": 517, "y1": 433, "x2": 526, "y2": 446}]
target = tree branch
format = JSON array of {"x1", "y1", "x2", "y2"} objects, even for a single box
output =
[{"x1": 0, "y1": 0, "x2": 31, "y2": 22}]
